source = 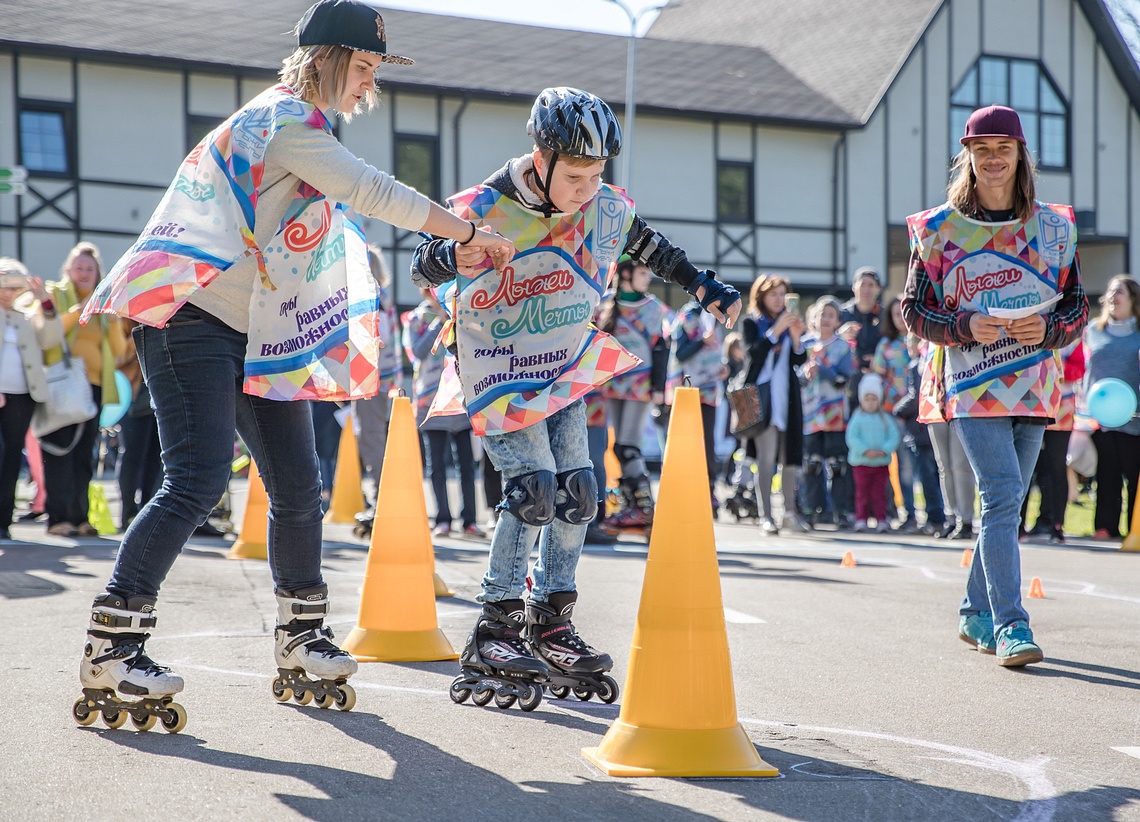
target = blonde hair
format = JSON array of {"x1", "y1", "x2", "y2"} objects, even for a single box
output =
[
  {"x1": 807, "y1": 295, "x2": 842, "y2": 336},
  {"x1": 947, "y1": 142, "x2": 1037, "y2": 223},
  {"x1": 1094, "y1": 275, "x2": 1140, "y2": 331},
  {"x1": 61, "y1": 241, "x2": 103, "y2": 284},
  {"x1": 0, "y1": 257, "x2": 30, "y2": 280},
  {"x1": 279, "y1": 45, "x2": 379, "y2": 122}
]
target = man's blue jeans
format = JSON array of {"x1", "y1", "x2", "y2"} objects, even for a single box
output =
[
  {"x1": 107, "y1": 307, "x2": 324, "y2": 599},
  {"x1": 480, "y1": 401, "x2": 591, "y2": 604},
  {"x1": 951, "y1": 416, "x2": 1043, "y2": 634}
]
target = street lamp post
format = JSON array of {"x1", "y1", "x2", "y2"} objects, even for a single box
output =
[{"x1": 606, "y1": 0, "x2": 671, "y2": 191}]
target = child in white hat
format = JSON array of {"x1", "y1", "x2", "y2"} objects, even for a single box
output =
[{"x1": 845, "y1": 373, "x2": 900, "y2": 532}]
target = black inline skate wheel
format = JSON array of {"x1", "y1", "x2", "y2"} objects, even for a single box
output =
[
  {"x1": 71, "y1": 698, "x2": 97, "y2": 726},
  {"x1": 472, "y1": 684, "x2": 495, "y2": 706},
  {"x1": 313, "y1": 692, "x2": 335, "y2": 709},
  {"x1": 334, "y1": 683, "x2": 356, "y2": 711},
  {"x1": 494, "y1": 690, "x2": 517, "y2": 709},
  {"x1": 549, "y1": 685, "x2": 570, "y2": 699},
  {"x1": 573, "y1": 686, "x2": 593, "y2": 701},
  {"x1": 293, "y1": 688, "x2": 313, "y2": 706},
  {"x1": 270, "y1": 677, "x2": 292, "y2": 703},
  {"x1": 597, "y1": 675, "x2": 619, "y2": 704},
  {"x1": 160, "y1": 702, "x2": 187, "y2": 734},
  {"x1": 518, "y1": 683, "x2": 542, "y2": 712},
  {"x1": 131, "y1": 712, "x2": 157, "y2": 731},
  {"x1": 449, "y1": 677, "x2": 471, "y2": 704},
  {"x1": 102, "y1": 709, "x2": 128, "y2": 729}
]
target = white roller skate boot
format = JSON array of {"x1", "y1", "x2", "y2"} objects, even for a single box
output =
[
  {"x1": 271, "y1": 584, "x2": 358, "y2": 711},
  {"x1": 73, "y1": 593, "x2": 187, "y2": 733}
]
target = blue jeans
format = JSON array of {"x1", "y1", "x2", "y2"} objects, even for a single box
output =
[
  {"x1": 107, "y1": 307, "x2": 324, "y2": 599},
  {"x1": 480, "y1": 400, "x2": 591, "y2": 604},
  {"x1": 951, "y1": 417, "x2": 1043, "y2": 633},
  {"x1": 908, "y1": 442, "x2": 946, "y2": 526}
]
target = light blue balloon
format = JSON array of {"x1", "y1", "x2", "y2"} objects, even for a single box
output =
[
  {"x1": 100, "y1": 370, "x2": 133, "y2": 428},
  {"x1": 1087, "y1": 377, "x2": 1137, "y2": 429}
]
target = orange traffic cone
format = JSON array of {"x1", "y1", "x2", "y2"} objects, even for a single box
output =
[
  {"x1": 889, "y1": 453, "x2": 903, "y2": 509},
  {"x1": 1027, "y1": 577, "x2": 1046, "y2": 598},
  {"x1": 582, "y1": 387, "x2": 778, "y2": 778},
  {"x1": 960, "y1": 548, "x2": 974, "y2": 567},
  {"x1": 325, "y1": 419, "x2": 365, "y2": 524},
  {"x1": 841, "y1": 551, "x2": 857, "y2": 568},
  {"x1": 433, "y1": 572, "x2": 455, "y2": 598},
  {"x1": 1122, "y1": 483, "x2": 1140, "y2": 551},
  {"x1": 228, "y1": 462, "x2": 268, "y2": 560},
  {"x1": 342, "y1": 396, "x2": 457, "y2": 662}
]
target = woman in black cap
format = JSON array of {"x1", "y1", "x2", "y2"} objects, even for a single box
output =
[
  {"x1": 70, "y1": 0, "x2": 515, "y2": 732},
  {"x1": 902, "y1": 105, "x2": 1087, "y2": 670}
]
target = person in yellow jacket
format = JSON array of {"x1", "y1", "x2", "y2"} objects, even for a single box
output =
[{"x1": 42, "y1": 242, "x2": 124, "y2": 537}]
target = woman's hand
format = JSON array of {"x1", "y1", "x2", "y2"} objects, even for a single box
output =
[
  {"x1": 771, "y1": 311, "x2": 794, "y2": 336},
  {"x1": 461, "y1": 227, "x2": 516, "y2": 273},
  {"x1": 1005, "y1": 314, "x2": 1046, "y2": 346},
  {"x1": 838, "y1": 321, "x2": 861, "y2": 341},
  {"x1": 27, "y1": 276, "x2": 49, "y2": 302}
]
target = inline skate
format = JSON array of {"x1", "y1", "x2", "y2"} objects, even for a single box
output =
[
  {"x1": 271, "y1": 584, "x2": 358, "y2": 711},
  {"x1": 352, "y1": 507, "x2": 374, "y2": 540},
  {"x1": 525, "y1": 591, "x2": 618, "y2": 703},
  {"x1": 450, "y1": 600, "x2": 547, "y2": 711},
  {"x1": 724, "y1": 487, "x2": 760, "y2": 522},
  {"x1": 73, "y1": 593, "x2": 188, "y2": 733}
]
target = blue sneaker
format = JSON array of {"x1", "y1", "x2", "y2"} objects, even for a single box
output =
[
  {"x1": 996, "y1": 620, "x2": 1044, "y2": 667},
  {"x1": 958, "y1": 611, "x2": 996, "y2": 654}
]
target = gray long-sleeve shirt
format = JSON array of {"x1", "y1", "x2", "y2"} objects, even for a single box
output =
[{"x1": 188, "y1": 119, "x2": 431, "y2": 332}]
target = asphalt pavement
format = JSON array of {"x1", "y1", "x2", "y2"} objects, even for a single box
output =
[{"x1": 4, "y1": 479, "x2": 1140, "y2": 821}]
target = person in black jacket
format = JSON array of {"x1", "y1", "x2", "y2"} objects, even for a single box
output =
[
  {"x1": 741, "y1": 274, "x2": 807, "y2": 534},
  {"x1": 893, "y1": 335, "x2": 946, "y2": 535}
]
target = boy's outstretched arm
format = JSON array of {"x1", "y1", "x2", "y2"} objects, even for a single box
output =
[
  {"x1": 624, "y1": 215, "x2": 741, "y2": 328},
  {"x1": 410, "y1": 236, "x2": 459, "y2": 289}
]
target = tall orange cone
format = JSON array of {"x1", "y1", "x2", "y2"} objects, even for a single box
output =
[
  {"x1": 582, "y1": 387, "x2": 777, "y2": 778},
  {"x1": 1122, "y1": 484, "x2": 1140, "y2": 551},
  {"x1": 342, "y1": 396, "x2": 457, "y2": 662},
  {"x1": 228, "y1": 462, "x2": 268, "y2": 560},
  {"x1": 325, "y1": 419, "x2": 366, "y2": 524}
]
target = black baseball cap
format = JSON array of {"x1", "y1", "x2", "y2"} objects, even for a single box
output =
[
  {"x1": 852, "y1": 266, "x2": 882, "y2": 286},
  {"x1": 296, "y1": 0, "x2": 413, "y2": 65}
]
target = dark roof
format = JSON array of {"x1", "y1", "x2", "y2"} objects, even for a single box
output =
[
  {"x1": 646, "y1": 0, "x2": 943, "y2": 124},
  {"x1": 0, "y1": 0, "x2": 853, "y2": 127}
]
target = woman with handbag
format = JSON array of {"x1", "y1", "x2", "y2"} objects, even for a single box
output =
[
  {"x1": 0, "y1": 259, "x2": 63, "y2": 540},
  {"x1": 71, "y1": 0, "x2": 516, "y2": 731},
  {"x1": 42, "y1": 242, "x2": 124, "y2": 538},
  {"x1": 738, "y1": 274, "x2": 807, "y2": 534}
]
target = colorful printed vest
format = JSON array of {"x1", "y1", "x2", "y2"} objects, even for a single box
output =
[
  {"x1": 83, "y1": 85, "x2": 381, "y2": 402},
  {"x1": 376, "y1": 286, "x2": 402, "y2": 394},
  {"x1": 665, "y1": 303, "x2": 723, "y2": 406},
  {"x1": 600, "y1": 294, "x2": 667, "y2": 402},
  {"x1": 872, "y1": 337, "x2": 909, "y2": 412},
  {"x1": 908, "y1": 202, "x2": 1076, "y2": 422},
  {"x1": 803, "y1": 335, "x2": 856, "y2": 433},
  {"x1": 430, "y1": 184, "x2": 640, "y2": 436},
  {"x1": 402, "y1": 305, "x2": 447, "y2": 418}
]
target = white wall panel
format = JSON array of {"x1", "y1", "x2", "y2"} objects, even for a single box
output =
[
  {"x1": 886, "y1": 54, "x2": 924, "y2": 222},
  {"x1": 78, "y1": 64, "x2": 183, "y2": 185},
  {"x1": 1041, "y1": 0, "x2": 1072, "y2": 98},
  {"x1": 756, "y1": 227, "x2": 834, "y2": 269},
  {"x1": 1070, "y1": 9, "x2": 1096, "y2": 210},
  {"x1": 924, "y1": 7, "x2": 952, "y2": 203},
  {"x1": 18, "y1": 56, "x2": 72, "y2": 101},
  {"x1": 20, "y1": 229, "x2": 75, "y2": 279},
  {"x1": 457, "y1": 101, "x2": 531, "y2": 192},
  {"x1": 1132, "y1": 110, "x2": 1140, "y2": 277},
  {"x1": 1096, "y1": 50, "x2": 1129, "y2": 236},
  {"x1": 950, "y1": 0, "x2": 981, "y2": 85},
  {"x1": 716, "y1": 123, "x2": 751, "y2": 162},
  {"x1": 982, "y1": 0, "x2": 1038, "y2": 58},
  {"x1": 755, "y1": 127, "x2": 837, "y2": 225},
  {"x1": 189, "y1": 73, "x2": 236, "y2": 117},
  {"x1": 393, "y1": 93, "x2": 437, "y2": 135},
  {"x1": 1036, "y1": 170, "x2": 1071, "y2": 205},
  {"x1": 844, "y1": 109, "x2": 887, "y2": 279},
  {"x1": 632, "y1": 116, "x2": 713, "y2": 221},
  {"x1": 79, "y1": 183, "x2": 163, "y2": 236}
]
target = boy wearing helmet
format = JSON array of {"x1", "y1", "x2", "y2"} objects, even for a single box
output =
[{"x1": 413, "y1": 87, "x2": 740, "y2": 709}]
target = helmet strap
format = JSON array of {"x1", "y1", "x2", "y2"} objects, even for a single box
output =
[{"x1": 532, "y1": 151, "x2": 559, "y2": 217}]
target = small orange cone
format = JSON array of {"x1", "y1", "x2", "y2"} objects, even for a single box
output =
[
  {"x1": 228, "y1": 462, "x2": 268, "y2": 560},
  {"x1": 960, "y1": 548, "x2": 974, "y2": 567},
  {"x1": 1027, "y1": 577, "x2": 1046, "y2": 598},
  {"x1": 889, "y1": 453, "x2": 903, "y2": 509},
  {"x1": 324, "y1": 419, "x2": 366, "y2": 524},
  {"x1": 1122, "y1": 483, "x2": 1140, "y2": 551},
  {"x1": 342, "y1": 396, "x2": 457, "y2": 662},
  {"x1": 582, "y1": 387, "x2": 777, "y2": 778},
  {"x1": 840, "y1": 550, "x2": 857, "y2": 568}
]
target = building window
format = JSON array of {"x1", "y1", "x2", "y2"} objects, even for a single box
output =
[
  {"x1": 950, "y1": 56, "x2": 1069, "y2": 170},
  {"x1": 187, "y1": 115, "x2": 223, "y2": 153},
  {"x1": 18, "y1": 102, "x2": 74, "y2": 177},
  {"x1": 394, "y1": 134, "x2": 439, "y2": 202},
  {"x1": 717, "y1": 160, "x2": 753, "y2": 223}
]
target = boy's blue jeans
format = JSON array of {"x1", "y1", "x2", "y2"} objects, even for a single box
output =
[
  {"x1": 951, "y1": 416, "x2": 1043, "y2": 634},
  {"x1": 480, "y1": 401, "x2": 591, "y2": 604},
  {"x1": 107, "y1": 307, "x2": 325, "y2": 599}
]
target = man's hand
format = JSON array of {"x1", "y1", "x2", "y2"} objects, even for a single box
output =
[
  {"x1": 461, "y1": 228, "x2": 516, "y2": 273},
  {"x1": 968, "y1": 312, "x2": 1005, "y2": 344},
  {"x1": 838, "y1": 321, "x2": 861, "y2": 342},
  {"x1": 1005, "y1": 314, "x2": 1046, "y2": 346}
]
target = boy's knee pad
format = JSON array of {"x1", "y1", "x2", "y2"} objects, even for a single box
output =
[
  {"x1": 501, "y1": 470, "x2": 557, "y2": 526},
  {"x1": 829, "y1": 456, "x2": 849, "y2": 478},
  {"x1": 555, "y1": 468, "x2": 598, "y2": 524},
  {"x1": 803, "y1": 456, "x2": 824, "y2": 477}
]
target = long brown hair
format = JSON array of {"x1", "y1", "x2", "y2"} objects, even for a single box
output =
[
  {"x1": 748, "y1": 274, "x2": 790, "y2": 319},
  {"x1": 947, "y1": 142, "x2": 1037, "y2": 222},
  {"x1": 1093, "y1": 275, "x2": 1140, "y2": 331}
]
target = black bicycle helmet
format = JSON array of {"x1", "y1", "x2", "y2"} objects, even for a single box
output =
[{"x1": 526, "y1": 87, "x2": 622, "y2": 160}]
